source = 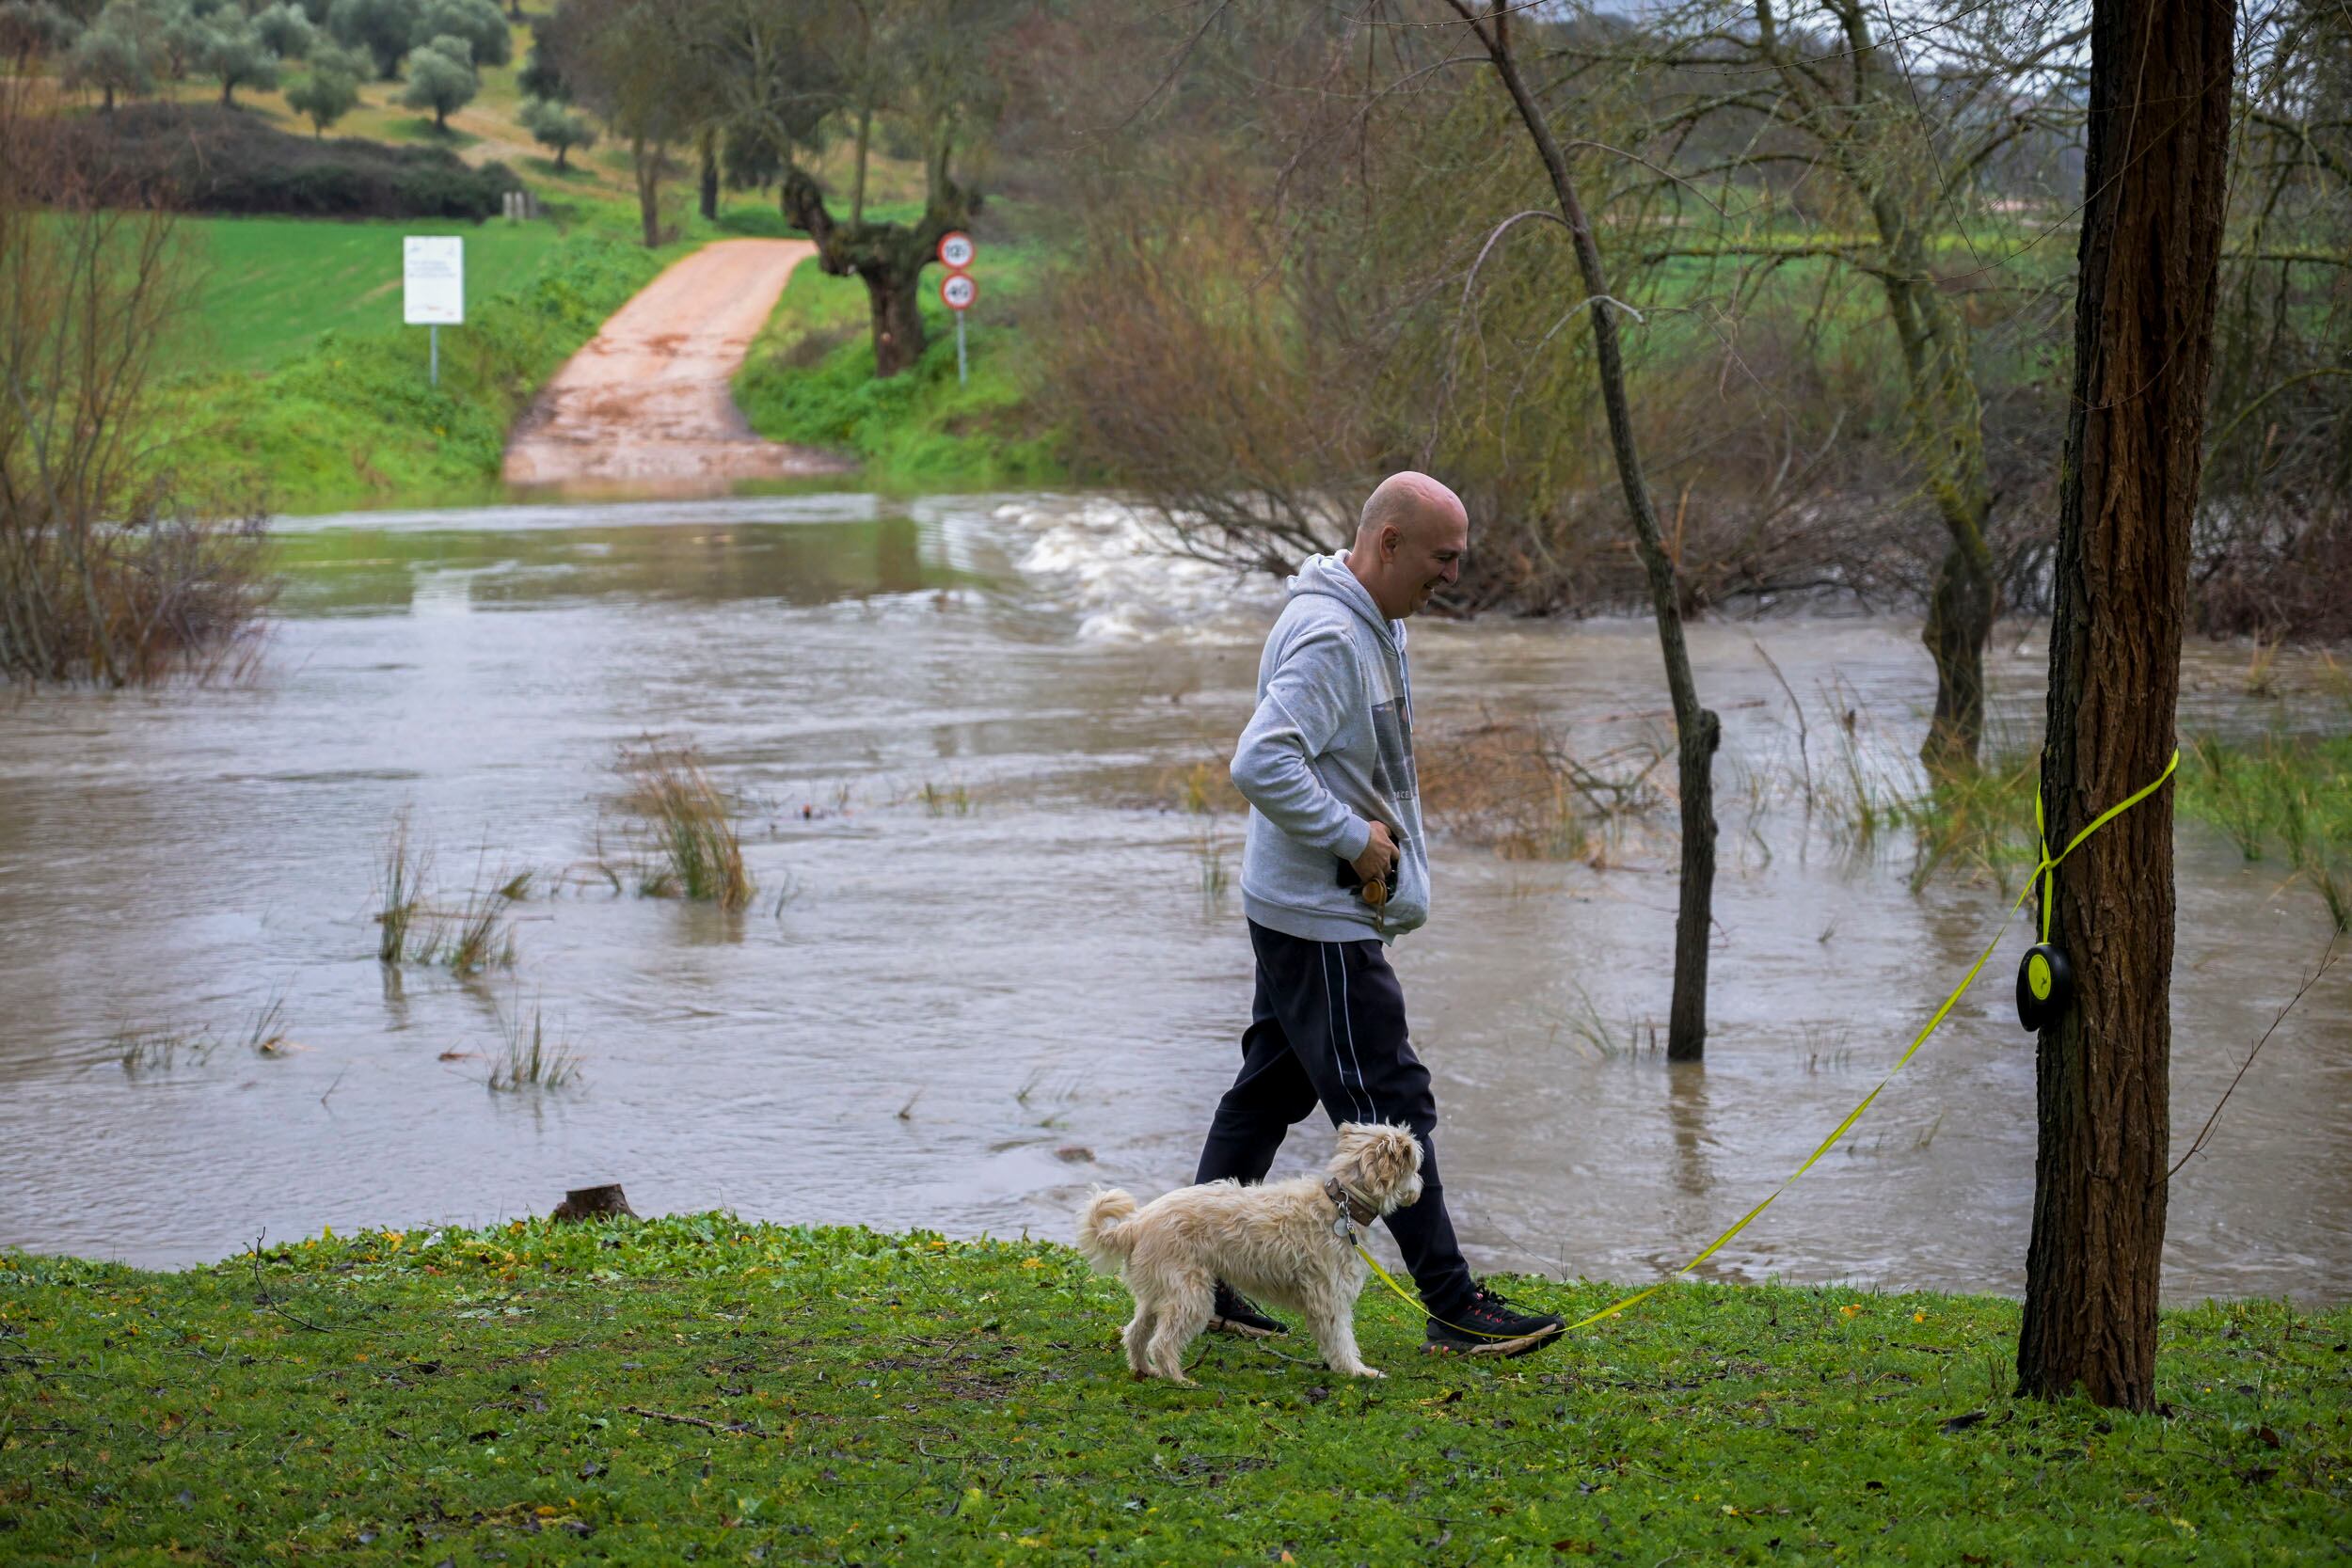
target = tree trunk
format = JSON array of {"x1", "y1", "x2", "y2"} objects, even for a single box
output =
[
  {"x1": 220, "y1": 80, "x2": 233, "y2": 108},
  {"x1": 632, "y1": 133, "x2": 660, "y2": 248},
  {"x1": 553, "y1": 143, "x2": 567, "y2": 171},
  {"x1": 865, "y1": 262, "x2": 926, "y2": 377},
  {"x1": 2016, "y1": 0, "x2": 2234, "y2": 1412},
  {"x1": 1921, "y1": 535, "x2": 1994, "y2": 770},
  {"x1": 782, "y1": 167, "x2": 968, "y2": 381},
  {"x1": 697, "y1": 127, "x2": 718, "y2": 221},
  {"x1": 1461, "y1": 1, "x2": 1720, "y2": 1059}
]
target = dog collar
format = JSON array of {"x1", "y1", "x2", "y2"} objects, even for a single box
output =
[{"x1": 1325, "y1": 1177, "x2": 1378, "y2": 1228}]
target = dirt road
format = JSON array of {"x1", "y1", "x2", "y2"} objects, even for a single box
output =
[{"x1": 501, "y1": 239, "x2": 850, "y2": 491}]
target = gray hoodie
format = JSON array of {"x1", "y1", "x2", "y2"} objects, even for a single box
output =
[{"x1": 1230, "y1": 552, "x2": 1430, "y2": 943}]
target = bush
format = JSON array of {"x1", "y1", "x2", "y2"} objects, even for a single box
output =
[{"x1": 35, "y1": 103, "x2": 518, "y2": 217}]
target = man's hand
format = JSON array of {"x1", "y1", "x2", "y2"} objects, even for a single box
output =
[{"x1": 1351, "y1": 820, "x2": 1399, "y2": 904}]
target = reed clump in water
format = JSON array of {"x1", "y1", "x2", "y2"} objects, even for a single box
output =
[
  {"x1": 114, "y1": 1022, "x2": 219, "y2": 1074},
  {"x1": 487, "y1": 999, "x2": 581, "y2": 1092},
  {"x1": 1894, "y1": 734, "x2": 2349, "y2": 932},
  {"x1": 375, "y1": 814, "x2": 434, "y2": 964},
  {"x1": 619, "y1": 742, "x2": 753, "y2": 911},
  {"x1": 2183, "y1": 735, "x2": 2352, "y2": 932}
]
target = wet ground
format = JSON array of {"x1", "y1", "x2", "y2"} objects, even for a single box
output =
[{"x1": 1, "y1": 492, "x2": 2344, "y2": 1304}]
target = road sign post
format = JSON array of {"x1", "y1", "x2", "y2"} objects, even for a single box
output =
[
  {"x1": 403, "y1": 236, "x2": 465, "y2": 388},
  {"x1": 938, "y1": 232, "x2": 976, "y2": 387}
]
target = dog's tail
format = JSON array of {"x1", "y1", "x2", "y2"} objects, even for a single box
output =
[{"x1": 1074, "y1": 1187, "x2": 1139, "y2": 1270}]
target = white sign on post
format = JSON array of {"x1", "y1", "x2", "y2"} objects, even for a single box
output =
[
  {"x1": 937, "y1": 230, "x2": 975, "y2": 270},
  {"x1": 940, "y1": 273, "x2": 977, "y2": 311},
  {"x1": 403, "y1": 236, "x2": 464, "y2": 325}
]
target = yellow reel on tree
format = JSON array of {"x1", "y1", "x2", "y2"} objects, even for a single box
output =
[{"x1": 2015, "y1": 942, "x2": 2074, "y2": 1033}]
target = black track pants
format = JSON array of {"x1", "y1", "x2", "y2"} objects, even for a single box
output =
[{"x1": 1193, "y1": 919, "x2": 1476, "y2": 1317}]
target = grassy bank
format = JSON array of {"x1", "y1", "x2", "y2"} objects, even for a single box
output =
[
  {"x1": 3, "y1": 1219, "x2": 2344, "y2": 1564},
  {"x1": 732, "y1": 213, "x2": 1068, "y2": 489},
  {"x1": 158, "y1": 215, "x2": 689, "y2": 515}
]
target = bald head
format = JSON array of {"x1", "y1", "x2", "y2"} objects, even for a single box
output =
[{"x1": 1348, "y1": 470, "x2": 1468, "y2": 620}]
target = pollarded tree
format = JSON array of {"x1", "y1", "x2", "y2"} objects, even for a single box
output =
[
  {"x1": 198, "y1": 18, "x2": 278, "y2": 106},
  {"x1": 284, "y1": 43, "x2": 362, "y2": 133},
  {"x1": 771, "y1": 0, "x2": 1015, "y2": 378},
  {"x1": 520, "y1": 92, "x2": 596, "y2": 169},
  {"x1": 410, "y1": 0, "x2": 505, "y2": 69},
  {"x1": 327, "y1": 0, "x2": 415, "y2": 79},
  {"x1": 400, "y1": 30, "x2": 475, "y2": 130}
]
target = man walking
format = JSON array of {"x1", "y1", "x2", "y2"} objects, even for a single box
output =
[{"x1": 1196, "y1": 471, "x2": 1565, "y2": 1357}]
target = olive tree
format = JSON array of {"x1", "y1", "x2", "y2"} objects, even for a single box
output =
[
  {"x1": 197, "y1": 17, "x2": 278, "y2": 106},
  {"x1": 285, "y1": 42, "x2": 363, "y2": 133},
  {"x1": 399, "y1": 30, "x2": 475, "y2": 130},
  {"x1": 410, "y1": 0, "x2": 506, "y2": 69},
  {"x1": 521, "y1": 92, "x2": 596, "y2": 169}
]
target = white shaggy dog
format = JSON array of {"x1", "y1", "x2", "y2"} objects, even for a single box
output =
[{"x1": 1074, "y1": 1122, "x2": 1423, "y2": 1384}]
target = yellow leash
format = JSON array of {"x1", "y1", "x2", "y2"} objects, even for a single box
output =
[{"x1": 1356, "y1": 751, "x2": 2181, "y2": 1340}]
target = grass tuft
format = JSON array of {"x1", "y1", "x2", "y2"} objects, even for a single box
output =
[
  {"x1": 619, "y1": 742, "x2": 753, "y2": 911},
  {"x1": 486, "y1": 998, "x2": 582, "y2": 1093},
  {"x1": 374, "y1": 812, "x2": 433, "y2": 964}
]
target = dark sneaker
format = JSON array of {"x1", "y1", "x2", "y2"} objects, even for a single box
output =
[
  {"x1": 1209, "y1": 1282, "x2": 1289, "y2": 1338},
  {"x1": 1422, "y1": 1282, "x2": 1565, "y2": 1358}
]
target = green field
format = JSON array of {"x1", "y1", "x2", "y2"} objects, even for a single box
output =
[
  {"x1": 2, "y1": 1218, "x2": 2344, "y2": 1564},
  {"x1": 172, "y1": 216, "x2": 566, "y2": 375}
]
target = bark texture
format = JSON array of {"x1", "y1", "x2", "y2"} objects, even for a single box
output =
[{"x1": 2017, "y1": 0, "x2": 2234, "y2": 1411}]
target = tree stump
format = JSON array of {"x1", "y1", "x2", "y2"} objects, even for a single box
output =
[{"x1": 549, "y1": 1184, "x2": 640, "y2": 1223}]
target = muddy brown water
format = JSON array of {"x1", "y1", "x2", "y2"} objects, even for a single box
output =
[{"x1": 2, "y1": 492, "x2": 2345, "y2": 1305}]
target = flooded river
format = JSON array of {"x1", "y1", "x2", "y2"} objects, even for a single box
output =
[{"x1": 1, "y1": 491, "x2": 2345, "y2": 1305}]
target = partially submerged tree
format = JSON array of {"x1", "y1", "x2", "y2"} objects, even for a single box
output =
[
  {"x1": 2018, "y1": 0, "x2": 2235, "y2": 1410},
  {"x1": 1437, "y1": 0, "x2": 1723, "y2": 1060},
  {"x1": 1576, "y1": 0, "x2": 2091, "y2": 772},
  {"x1": 400, "y1": 30, "x2": 476, "y2": 131}
]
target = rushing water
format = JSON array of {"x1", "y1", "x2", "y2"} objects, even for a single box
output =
[{"x1": 1, "y1": 492, "x2": 2345, "y2": 1305}]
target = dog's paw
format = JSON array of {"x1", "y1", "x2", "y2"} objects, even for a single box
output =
[{"x1": 1346, "y1": 1366, "x2": 1385, "y2": 1379}]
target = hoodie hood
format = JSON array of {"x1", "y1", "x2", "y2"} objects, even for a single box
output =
[{"x1": 1288, "y1": 552, "x2": 1400, "y2": 651}]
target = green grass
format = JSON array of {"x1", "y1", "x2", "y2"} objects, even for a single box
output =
[
  {"x1": 2, "y1": 1219, "x2": 2344, "y2": 1563},
  {"x1": 156, "y1": 215, "x2": 692, "y2": 515},
  {"x1": 169, "y1": 216, "x2": 565, "y2": 375},
  {"x1": 732, "y1": 223, "x2": 1070, "y2": 488}
]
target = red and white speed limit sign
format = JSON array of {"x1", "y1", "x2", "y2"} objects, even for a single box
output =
[
  {"x1": 937, "y1": 231, "x2": 976, "y2": 270},
  {"x1": 940, "y1": 272, "x2": 977, "y2": 311}
]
